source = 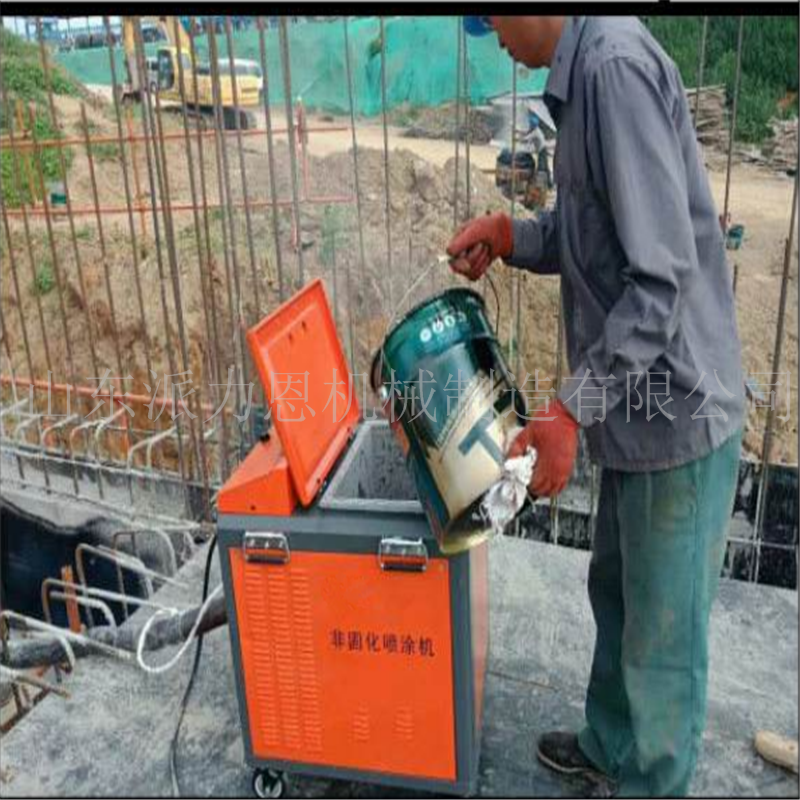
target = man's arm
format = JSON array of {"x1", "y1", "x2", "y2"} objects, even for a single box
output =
[
  {"x1": 504, "y1": 213, "x2": 561, "y2": 275},
  {"x1": 557, "y1": 55, "x2": 697, "y2": 426}
]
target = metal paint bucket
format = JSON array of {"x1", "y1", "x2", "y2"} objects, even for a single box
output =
[{"x1": 371, "y1": 288, "x2": 527, "y2": 554}]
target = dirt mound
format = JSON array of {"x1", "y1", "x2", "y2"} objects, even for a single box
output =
[{"x1": 1, "y1": 130, "x2": 561, "y2": 428}]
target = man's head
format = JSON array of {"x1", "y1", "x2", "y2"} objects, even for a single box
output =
[{"x1": 463, "y1": 16, "x2": 565, "y2": 69}]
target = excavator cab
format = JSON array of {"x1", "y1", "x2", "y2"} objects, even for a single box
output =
[
  {"x1": 157, "y1": 49, "x2": 175, "y2": 92},
  {"x1": 122, "y1": 16, "x2": 260, "y2": 130}
]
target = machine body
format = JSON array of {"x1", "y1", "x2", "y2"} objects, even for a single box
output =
[{"x1": 217, "y1": 280, "x2": 490, "y2": 794}]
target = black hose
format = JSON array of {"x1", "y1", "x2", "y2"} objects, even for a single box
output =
[{"x1": 169, "y1": 532, "x2": 217, "y2": 797}]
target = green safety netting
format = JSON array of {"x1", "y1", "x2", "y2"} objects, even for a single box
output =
[{"x1": 54, "y1": 16, "x2": 547, "y2": 116}]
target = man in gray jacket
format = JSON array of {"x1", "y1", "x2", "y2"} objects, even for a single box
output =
[{"x1": 450, "y1": 16, "x2": 745, "y2": 797}]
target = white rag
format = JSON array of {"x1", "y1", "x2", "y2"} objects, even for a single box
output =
[{"x1": 480, "y1": 446, "x2": 537, "y2": 538}]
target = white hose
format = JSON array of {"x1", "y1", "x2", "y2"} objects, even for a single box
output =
[{"x1": 135, "y1": 584, "x2": 223, "y2": 675}]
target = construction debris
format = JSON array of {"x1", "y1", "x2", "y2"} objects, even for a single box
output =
[
  {"x1": 738, "y1": 117, "x2": 799, "y2": 173},
  {"x1": 685, "y1": 84, "x2": 729, "y2": 147}
]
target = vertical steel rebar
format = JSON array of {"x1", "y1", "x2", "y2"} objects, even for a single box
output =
[
  {"x1": 151, "y1": 59, "x2": 210, "y2": 514},
  {"x1": 36, "y1": 19, "x2": 101, "y2": 383},
  {"x1": 104, "y1": 17, "x2": 153, "y2": 380},
  {"x1": 79, "y1": 102, "x2": 134, "y2": 469},
  {"x1": 26, "y1": 106, "x2": 77, "y2": 385},
  {"x1": 224, "y1": 17, "x2": 261, "y2": 323},
  {"x1": 257, "y1": 16, "x2": 287, "y2": 305},
  {"x1": 130, "y1": 18, "x2": 191, "y2": 515},
  {"x1": 9, "y1": 119, "x2": 67, "y2": 492},
  {"x1": 126, "y1": 106, "x2": 147, "y2": 239},
  {"x1": 172, "y1": 17, "x2": 215, "y2": 381},
  {"x1": 0, "y1": 208, "x2": 35, "y2": 385},
  {"x1": 79, "y1": 105, "x2": 126, "y2": 384},
  {"x1": 343, "y1": 18, "x2": 368, "y2": 366},
  {"x1": 379, "y1": 17, "x2": 394, "y2": 311},
  {"x1": 207, "y1": 20, "x2": 246, "y2": 457},
  {"x1": 463, "y1": 24, "x2": 472, "y2": 221},
  {"x1": 278, "y1": 18, "x2": 305, "y2": 285},
  {"x1": 0, "y1": 70, "x2": 57, "y2": 491},
  {"x1": 552, "y1": 284, "x2": 566, "y2": 546},
  {"x1": 752, "y1": 173, "x2": 798, "y2": 584},
  {"x1": 509, "y1": 59, "x2": 520, "y2": 373},
  {"x1": 693, "y1": 16, "x2": 709, "y2": 129},
  {"x1": 0, "y1": 295, "x2": 27, "y2": 483},
  {"x1": 0, "y1": 94, "x2": 53, "y2": 377},
  {"x1": 174, "y1": 16, "x2": 230, "y2": 486},
  {"x1": 721, "y1": 16, "x2": 745, "y2": 239},
  {"x1": 453, "y1": 17, "x2": 463, "y2": 229}
]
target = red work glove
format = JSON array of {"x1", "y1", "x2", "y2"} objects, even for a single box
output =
[
  {"x1": 507, "y1": 400, "x2": 579, "y2": 497},
  {"x1": 446, "y1": 212, "x2": 513, "y2": 281}
]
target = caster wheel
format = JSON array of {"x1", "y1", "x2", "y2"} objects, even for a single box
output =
[{"x1": 252, "y1": 769, "x2": 286, "y2": 799}]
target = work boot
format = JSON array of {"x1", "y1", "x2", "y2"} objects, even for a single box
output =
[
  {"x1": 537, "y1": 732, "x2": 601, "y2": 776},
  {"x1": 537, "y1": 733, "x2": 618, "y2": 798}
]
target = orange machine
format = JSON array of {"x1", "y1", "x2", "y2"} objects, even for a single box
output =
[{"x1": 218, "y1": 279, "x2": 489, "y2": 797}]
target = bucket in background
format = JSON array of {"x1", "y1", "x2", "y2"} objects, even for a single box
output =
[{"x1": 371, "y1": 288, "x2": 527, "y2": 554}]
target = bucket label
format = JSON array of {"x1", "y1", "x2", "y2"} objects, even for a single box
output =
[{"x1": 372, "y1": 288, "x2": 527, "y2": 554}]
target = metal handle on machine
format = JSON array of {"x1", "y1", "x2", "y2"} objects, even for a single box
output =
[
  {"x1": 378, "y1": 538, "x2": 428, "y2": 573},
  {"x1": 243, "y1": 532, "x2": 290, "y2": 565}
]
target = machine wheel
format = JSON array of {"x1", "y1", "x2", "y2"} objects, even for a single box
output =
[{"x1": 252, "y1": 769, "x2": 286, "y2": 799}]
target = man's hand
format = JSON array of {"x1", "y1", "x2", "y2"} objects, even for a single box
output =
[
  {"x1": 507, "y1": 400, "x2": 579, "y2": 497},
  {"x1": 446, "y1": 212, "x2": 513, "y2": 280}
]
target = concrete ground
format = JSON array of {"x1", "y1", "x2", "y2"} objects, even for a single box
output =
[{"x1": 1, "y1": 538, "x2": 797, "y2": 798}]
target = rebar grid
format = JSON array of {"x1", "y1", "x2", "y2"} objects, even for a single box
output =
[{"x1": 0, "y1": 15, "x2": 795, "y2": 587}]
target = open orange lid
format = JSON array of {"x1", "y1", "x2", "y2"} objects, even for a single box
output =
[{"x1": 247, "y1": 279, "x2": 359, "y2": 507}]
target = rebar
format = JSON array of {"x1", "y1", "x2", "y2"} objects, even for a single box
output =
[
  {"x1": 171, "y1": 17, "x2": 216, "y2": 389},
  {"x1": 379, "y1": 17, "x2": 394, "y2": 310},
  {"x1": 187, "y1": 17, "x2": 231, "y2": 481},
  {"x1": 104, "y1": 16, "x2": 153, "y2": 378},
  {"x1": 79, "y1": 103, "x2": 131, "y2": 463},
  {"x1": 752, "y1": 172, "x2": 798, "y2": 584},
  {"x1": 257, "y1": 16, "x2": 287, "y2": 305},
  {"x1": 1, "y1": 122, "x2": 349, "y2": 153},
  {"x1": 343, "y1": 18, "x2": 369, "y2": 363},
  {"x1": 721, "y1": 16, "x2": 745, "y2": 239},
  {"x1": 693, "y1": 16, "x2": 709, "y2": 130},
  {"x1": 23, "y1": 106, "x2": 76, "y2": 383},
  {"x1": 453, "y1": 17, "x2": 463, "y2": 229},
  {"x1": 150, "y1": 52, "x2": 210, "y2": 516},
  {"x1": 0, "y1": 206, "x2": 35, "y2": 384},
  {"x1": 0, "y1": 312, "x2": 26, "y2": 482},
  {"x1": 552, "y1": 284, "x2": 566, "y2": 546},
  {"x1": 37, "y1": 19, "x2": 101, "y2": 381},
  {"x1": 463, "y1": 24, "x2": 472, "y2": 220},
  {"x1": 509, "y1": 58, "x2": 521, "y2": 378},
  {"x1": 130, "y1": 18, "x2": 192, "y2": 515},
  {"x1": 278, "y1": 18, "x2": 305, "y2": 284},
  {"x1": 224, "y1": 19, "x2": 261, "y2": 322},
  {"x1": 0, "y1": 97, "x2": 53, "y2": 376},
  {"x1": 207, "y1": 21, "x2": 248, "y2": 455}
]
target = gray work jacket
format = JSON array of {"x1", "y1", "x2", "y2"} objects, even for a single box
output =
[{"x1": 507, "y1": 16, "x2": 745, "y2": 471}]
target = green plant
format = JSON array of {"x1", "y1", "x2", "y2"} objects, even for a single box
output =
[
  {"x1": 644, "y1": 16, "x2": 799, "y2": 144},
  {"x1": 0, "y1": 28, "x2": 82, "y2": 104},
  {"x1": 75, "y1": 226, "x2": 92, "y2": 241},
  {"x1": 89, "y1": 141, "x2": 121, "y2": 162},
  {"x1": 34, "y1": 262, "x2": 55, "y2": 295},
  {"x1": 0, "y1": 111, "x2": 74, "y2": 207}
]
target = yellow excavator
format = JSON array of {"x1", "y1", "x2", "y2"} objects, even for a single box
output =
[{"x1": 121, "y1": 16, "x2": 260, "y2": 129}]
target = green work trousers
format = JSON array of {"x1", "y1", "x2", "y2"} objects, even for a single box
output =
[{"x1": 577, "y1": 431, "x2": 742, "y2": 797}]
